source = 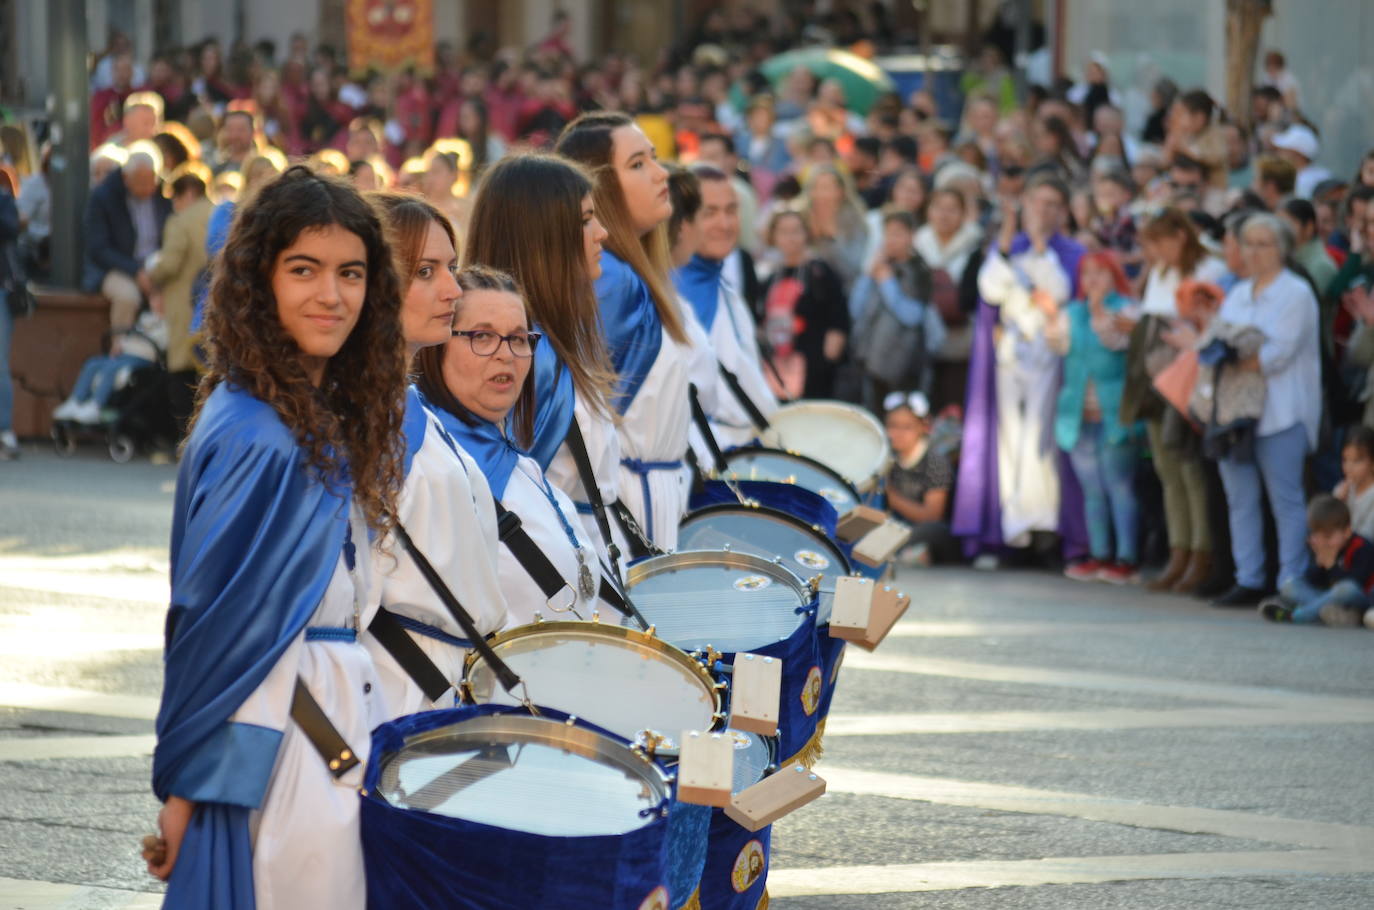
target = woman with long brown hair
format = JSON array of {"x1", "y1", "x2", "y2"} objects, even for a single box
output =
[
  {"x1": 558, "y1": 111, "x2": 697, "y2": 550},
  {"x1": 361, "y1": 191, "x2": 509, "y2": 719},
  {"x1": 1124, "y1": 208, "x2": 1228, "y2": 594},
  {"x1": 461, "y1": 152, "x2": 628, "y2": 569},
  {"x1": 146, "y1": 166, "x2": 407, "y2": 908}
]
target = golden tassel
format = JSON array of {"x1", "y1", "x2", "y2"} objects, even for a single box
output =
[
  {"x1": 756, "y1": 889, "x2": 770, "y2": 909},
  {"x1": 680, "y1": 887, "x2": 702, "y2": 910},
  {"x1": 781, "y1": 717, "x2": 827, "y2": 770}
]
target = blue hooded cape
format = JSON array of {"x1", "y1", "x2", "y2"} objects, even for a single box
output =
[
  {"x1": 595, "y1": 250, "x2": 662, "y2": 415},
  {"x1": 529, "y1": 337, "x2": 577, "y2": 471},
  {"x1": 155, "y1": 383, "x2": 351, "y2": 909},
  {"x1": 673, "y1": 254, "x2": 724, "y2": 333}
]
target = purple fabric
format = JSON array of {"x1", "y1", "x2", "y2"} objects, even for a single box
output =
[{"x1": 950, "y1": 233, "x2": 1088, "y2": 560}]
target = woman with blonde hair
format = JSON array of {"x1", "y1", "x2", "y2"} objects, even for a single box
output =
[{"x1": 558, "y1": 111, "x2": 696, "y2": 551}]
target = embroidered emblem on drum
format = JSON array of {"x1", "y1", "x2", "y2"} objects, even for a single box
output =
[
  {"x1": 731, "y1": 838, "x2": 767, "y2": 892},
  {"x1": 800, "y1": 665, "x2": 823, "y2": 715},
  {"x1": 733, "y1": 574, "x2": 773, "y2": 591},
  {"x1": 638, "y1": 885, "x2": 669, "y2": 910},
  {"x1": 794, "y1": 549, "x2": 830, "y2": 570},
  {"x1": 818, "y1": 488, "x2": 848, "y2": 506}
]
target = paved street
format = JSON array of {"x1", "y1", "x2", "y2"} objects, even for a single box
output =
[{"x1": 1, "y1": 447, "x2": 1372, "y2": 908}]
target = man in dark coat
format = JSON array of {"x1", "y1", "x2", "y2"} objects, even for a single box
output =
[{"x1": 82, "y1": 149, "x2": 171, "y2": 332}]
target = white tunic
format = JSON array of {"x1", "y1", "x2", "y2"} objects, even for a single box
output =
[
  {"x1": 705, "y1": 281, "x2": 778, "y2": 449},
  {"x1": 362, "y1": 405, "x2": 509, "y2": 721},
  {"x1": 234, "y1": 507, "x2": 378, "y2": 910},
  {"x1": 617, "y1": 325, "x2": 694, "y2": 551},
  {"x1": 499, "y1": 454, "x2": 614, "y2": 627}
]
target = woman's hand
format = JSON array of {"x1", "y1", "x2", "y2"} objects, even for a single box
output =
[
  {"x1": 822, "y1": 329, "x2": 846, "y2": 362},
  {"x1": 1031, "y1": 288, "x2": 1059, "y2": 318},
  {"x1": 1160, "y1": 319, "x2": 1199, "y2": 350},
  {"x1": 1111, "y1": 312, "x2": 1138, "y2": 335},
  {"x1": 144, "y1": 796, "x2": 195, "y2": 882}
]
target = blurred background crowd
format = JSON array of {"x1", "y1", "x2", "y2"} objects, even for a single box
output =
[{"x1": 2, "y1": 0, "x2": 1373, "y2": 617}]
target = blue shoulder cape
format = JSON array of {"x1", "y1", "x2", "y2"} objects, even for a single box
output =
[
  {"x1": 673, "y1": 253, "x2": 724, "y2": 333},
  {"x1": 529, "y1": 335, "x2": 577, "y2": 471},
  {"x1": 427, "y1": 396, "x2": 525, "y2": 500},
  {"x1": 155, "y1": 382, "x2": 350, "y2": 909},
  {"x1": 595, "y1": 249, "x2": 662, "y2": 415}
]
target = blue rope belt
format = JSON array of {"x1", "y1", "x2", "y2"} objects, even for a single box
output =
[
  {"x1": 391, "y1": 612, "x2": 474, "y2": 650},
  {"x1": 573, "y1": 501, "x2": 595, "y2": 515},
  {"x1": 619, "y1": 458, "x2": 683, "y2": 545},
  {"x1": 304, "y1": 626, "x2": 357, "y2": 643}
]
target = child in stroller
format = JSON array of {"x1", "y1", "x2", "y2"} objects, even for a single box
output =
[{"x1": 51, "y1": 309, "x2": 178, "y2": 461}]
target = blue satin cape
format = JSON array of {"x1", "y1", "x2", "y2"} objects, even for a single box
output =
[
  {"x1": 595, "y1": 250, "x2": 662, "y2": 415},
  {"x1": 672, "y1": 254, "x2": 724, "y2": 332},
  {"x1": 429, "y1": 399, "x2": 526, "y2": 500},
  {"x1": 529, "y1": 337, "x2": 577, "y2": 471},
  {"x1": 155, "y1": 383, "x2": 351, "y2": 909}
]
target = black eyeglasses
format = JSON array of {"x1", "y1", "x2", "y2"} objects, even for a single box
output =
[{"x1": 452, "y1": 329, "x2": 543, "y2": 358}]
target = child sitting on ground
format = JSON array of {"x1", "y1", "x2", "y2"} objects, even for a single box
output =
[
  {"x1": 1333, "y1": 426, "x2": 1374, "y2": 539},
  {"x1": 883, "y1": 391, "x2": 959, "y2": 566},
  {"x1": 1260, "y1": 494, "x2": 1374, "y2": 628}
]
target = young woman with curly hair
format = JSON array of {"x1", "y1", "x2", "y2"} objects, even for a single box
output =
[
  {"x1": 460, "y1": 152, "x2": 629, "y2": 571},
  {"x1": 360, "y1": 191, "x2": 510, "y2": 718},
  {"x1": 557, "y1": 111, "x2": 697, "y2": 551},
  {"x1": 147, "y1": 166, "x2": 407, "y2": 910}
]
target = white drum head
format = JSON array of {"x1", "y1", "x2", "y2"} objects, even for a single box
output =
[
  {"x1": 762, "y1": 400, "x2": 892, "y2": 492},
  {"x1": 465, "y1": 624, "x2": 720, "y2": 748}
]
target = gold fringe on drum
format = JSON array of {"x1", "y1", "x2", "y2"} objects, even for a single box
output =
[
  {"x1": 782, "y1": 716, "x2": 828, "y2": 770},
  {"x1": 683, "y1": 887, "x2": 702, "y2": 909},
  {"x1": 757, "y1": 889, "x2": 770, "y2": 909}
]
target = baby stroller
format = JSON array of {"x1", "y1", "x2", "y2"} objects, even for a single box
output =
[{"x1": 52, "y1": 325, "x2": 179, "y2": 463}]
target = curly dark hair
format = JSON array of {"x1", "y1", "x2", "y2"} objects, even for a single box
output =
[{"x1": 194, "y1": 165, "x2": 407, "y2": 537}]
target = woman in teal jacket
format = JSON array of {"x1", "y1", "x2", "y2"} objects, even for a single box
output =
[{"x1": 1050, "y1": 251, "x2": 1142, "y2": 583}]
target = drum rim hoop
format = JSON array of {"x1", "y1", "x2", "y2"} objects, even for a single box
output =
[
  {"x1": 718, "y1": 445, "x2": 861, "y2": 502},
  {"x1": 768, "y1": 399, "x2": 893, "y2": 490},
  {"x1": 379, "y1": 713, "x2": 673, "y2": 810},
  {"x1": 625, "y1": 548, "x2": 810, "y2": 600},
  {"x1": 680, "y1": 503, "x2": 853, "y2": 575},
  {"x1": 465, "y1": 620, "x2": 724, "y2": 717}
]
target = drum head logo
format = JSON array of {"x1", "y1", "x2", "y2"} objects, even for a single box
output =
[
  {"x1": 731, "y1": 838, "x2": 767, "y2": 892},
  {"x1": 638, "y1": 885, "x2": 669, "y2": 910},
  {"x1": 794, "y1": 549, "x2": 830, "y2": 570},
  {"x1": 800, "y1": 665, "x2": 823, "y2": 715},
  {"x1": 730, "y1": 730, "x2": 753, "y2": 750},
  {"x1": 734, "y1": 574, "x2": 772, "y2": 592}
]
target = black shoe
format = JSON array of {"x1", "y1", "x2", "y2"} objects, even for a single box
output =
[
  {"x1": 1258, "y1": 598, "x2": 1293, "y2": 622},
  {"x1": 1211, "y1": 585, "x2": 1266, "y2": 608}
]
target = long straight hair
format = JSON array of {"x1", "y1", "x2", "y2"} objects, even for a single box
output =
[
  {"x1": 463, "y1": 153, "x2": 617, "y2": 424},
  {"x1": 1141, "y1": 207, "x2": 1208, "y2": 278},
  {"x1": 555, "y1": 111, "x2": 687, "y2": 345},
  {"x1": 366, "y1": 191, "x2": 458, "y2": 309}
]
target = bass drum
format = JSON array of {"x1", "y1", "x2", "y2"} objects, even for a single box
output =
[{"x1": 761, "y1": 399, "x2": 892, "y2": 494}]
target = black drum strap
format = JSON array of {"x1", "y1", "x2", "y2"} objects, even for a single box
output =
[
  {"x1": 290, "y1": 678, "x2": 361, "y2": 779},
  {"x1": 563, "y1": 418, "x2": 624, "y2": 577},
  {"x1": 610, "y1": 500, "x2": 658, "y2": 561},
  {"x1": 688, "y1": 383, "x2": 728, "y2": 473},
  {"x1": 494, "y1": 502, "x2": 569, "y2": 602},
  {"x1": 718, "y1": 362, "x2": 772, "y2": 432},
  {"x1": 393, "y1": 521, "x2": 526, "y2": 698},
  {"x1": 366, "y1": 608, "x2": 453, "y2": 705}
]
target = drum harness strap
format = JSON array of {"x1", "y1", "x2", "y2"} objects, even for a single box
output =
[
  {"x1": 688, "y1": 383, "x2": 728, "y2": 473},
  {"x1": 717, "y1": 362, "x2": 773, "y2": 433},
  {"x1": 391, "y1": 522, "x2": 537, "y2": 712},
  {"x1": 492, "y1": 500, "x2": 651, "y2": 630},
  {"x1": 563, "y1": 418, "x2": 661, "y2": 562}
]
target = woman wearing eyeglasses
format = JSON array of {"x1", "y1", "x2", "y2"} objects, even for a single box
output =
[{"x1": 416, "y1": 266, "x2": 611, "y2": 627}]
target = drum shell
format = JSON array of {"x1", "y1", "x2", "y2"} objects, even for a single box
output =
[
  {"x1": 361, "y1": 706, "x2": 672, "y2": 910},
  {"x1": 698, "y1": 819, "x2": 771, "y2": 910}
]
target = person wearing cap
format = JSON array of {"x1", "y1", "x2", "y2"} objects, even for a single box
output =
[
  {"x1": 1272, "y1": 124, "x2": 1331, "y2": 200},
  {"x1": 882, "y1": 391, "x2": 958, "y2": 566}
]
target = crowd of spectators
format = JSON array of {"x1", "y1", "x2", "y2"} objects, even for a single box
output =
[{"x1": 2, "y1": 5, "x2": 1372, "y2": 627}]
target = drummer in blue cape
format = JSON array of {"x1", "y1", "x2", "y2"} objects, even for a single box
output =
[
  {"x1": 459, "y1": 152, "x2": 633, "y2": 581},
  {"x1": 558, "y1": 112, "x2": 697, "y2": 552},
  {"x1": 416, "y1": 264, "x2": 632, "y2": 626},
  {"x1": 669, "y1": 162, "x2": 779, "y2": 454},
  {"x1": 145, "y1": 167, "x2": 410, "y2": 910},
  {"x1": 359, "y1": 192, "x2": 510, "y2": 721}
]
